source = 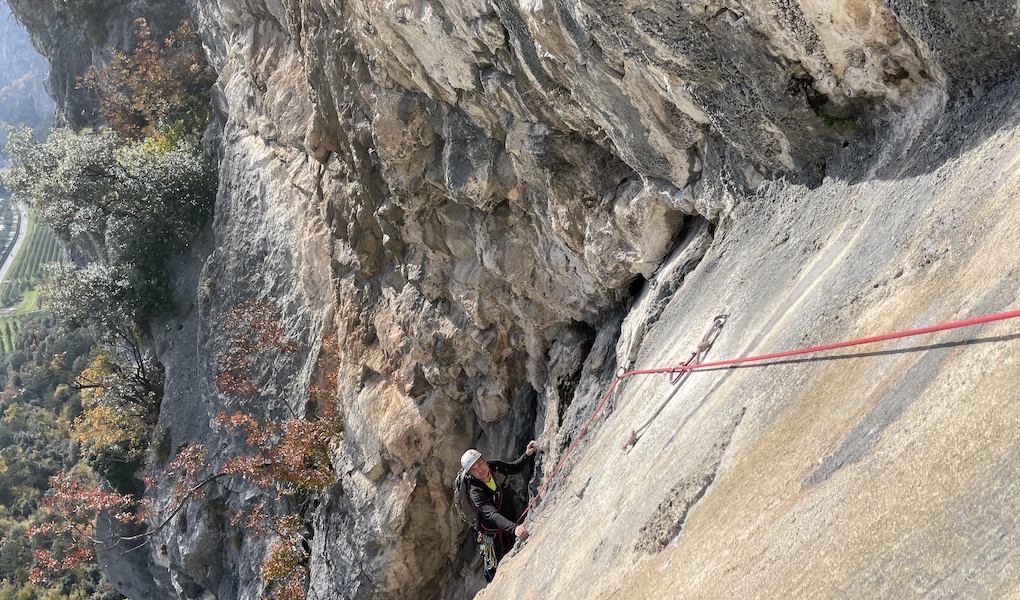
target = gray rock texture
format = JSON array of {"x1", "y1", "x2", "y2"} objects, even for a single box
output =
[
  {"x1": 482, "y1": 77, "x2": 1020, "y2": 600},
  {"x1": 8, "y1": 0, "x2": 1020, "y2": 597}
]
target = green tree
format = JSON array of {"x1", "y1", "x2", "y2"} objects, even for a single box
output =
[
  {"x1": 2, "y1": 126, "x2": 216, "y2": 323},
  {"x1": 39, "y1": 263, "x2": 131, "y2": 343},
  {"x1": 27, "y1": 303, "x2": 342, "y2": 600}
]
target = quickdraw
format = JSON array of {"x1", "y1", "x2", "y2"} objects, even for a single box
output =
[
  {"x1": 622, "y1": 314, "x2": 727, "y2": 450},
  {"x1": 476, "y1": 530, "x2": 499, "y2": 575}
]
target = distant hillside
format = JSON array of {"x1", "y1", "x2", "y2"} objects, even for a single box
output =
[{"x1": 0, "y1": 0, "x2": 53, "y2": 167}]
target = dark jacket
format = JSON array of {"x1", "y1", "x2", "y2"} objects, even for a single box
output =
[{"x1": 466, "y1": 451, "x2": 533, "y2": 534}]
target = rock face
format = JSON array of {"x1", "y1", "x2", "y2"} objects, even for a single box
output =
[
  {"x1": 8, "y1": 0, "x2": 1020, "y2": 598},
  {"x1": 481, "y1": 78, "x2": 1020, "y2": 600}
]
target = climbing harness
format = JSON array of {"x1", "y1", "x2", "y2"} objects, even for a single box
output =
[
  {"x1": 622, "y1": 314, "x2": 726, "y2": 450},
  {"x1": 515, "y1": 306, "x2": 1020, "y2": 523},
  {"x1": 453, "y1": 468, "x2": 511, "y2": 578},
  {"x1": 476, "y1": 530, "x2": 499, "y2": 579}
]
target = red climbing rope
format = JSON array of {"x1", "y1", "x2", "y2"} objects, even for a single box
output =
[
  {"x1": 517, "y1": 369, "x2": 625, "y2": 523},
  {"x1": 517, "y1": 306, "x2": 1020, "y2": 523},
  {"x1": 625, "y1": 307, "x2": 1020, "y2": 378},
  {"x1": 621, "y1": 315, "x2": 727, "y2": 450}
]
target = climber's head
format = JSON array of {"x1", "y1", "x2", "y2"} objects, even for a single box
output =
[{"x1": 461, "y1": 448, "x2": 490, "y2": 480}]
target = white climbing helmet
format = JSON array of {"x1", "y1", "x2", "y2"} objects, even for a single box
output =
[{"x1": 461, "y1": 449, "x2": 482, "y2": 472}]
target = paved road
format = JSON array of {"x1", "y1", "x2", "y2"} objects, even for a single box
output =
[{"x1": 0, "y1": 202, "x2": 28, "y2": 285}]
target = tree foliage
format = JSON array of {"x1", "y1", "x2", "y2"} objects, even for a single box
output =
[
  {"x1": 1, "y1": 14, "x2": 217, "y2": 327},
  {"x1": 215, "y1": 299, "x2": 300, "y2": 400},
  {"x1": 81, "y1": 19, "x2": 215, "y2": 139},
  {"x1": 27, "y1": 470, "x2": 134, "y2": 584},
  {"x1": 0, "y1": 314, "x2": 123, "y2": 599},
  {"x1": 257, "y1": 514, "x2": 307, "y2": 600},
  {"x1": 180, "y1": 301, "x2": 341, "y2": 600},
  {"x1": 37, "y1": 264, "x2": 129, "y2": 344},
  {"x1": 70, "y1": 349, "x2": 162, "y2": 494},
  {"x1": 37, "y1": 262, "x2": 163, "y2": 496},
  {"x1": 3, "y1": 126, "x2": 216, "y2": 323},
  {"x1": 27, "y1": 301, "x2": 341, "y2": 600},
  {"x1": 0, "y1": 11, "x2": 219, "y2": 600}
]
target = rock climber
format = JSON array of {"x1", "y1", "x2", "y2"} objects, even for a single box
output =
[{"x1": 460, "y1": 440, "x2": 537, "y2": 581}]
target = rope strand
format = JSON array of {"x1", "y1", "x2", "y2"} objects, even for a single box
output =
[
  {"x1": 623, "y1": 315, "x2": 727, "y2": 450},
  {"x1": 517, "y1": 307, "x2": 1020, "y2": 523}
]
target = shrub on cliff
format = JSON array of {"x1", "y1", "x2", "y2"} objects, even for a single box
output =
[
  {"x1": 81, "y1": 19, "x2": 215, "y2": 139},
  {"x1": 27, "y1": 302, "x2": 341, "y2": 600},
  {"x1": 70, "y1": 348, "x2": 162, "y2": 494}
]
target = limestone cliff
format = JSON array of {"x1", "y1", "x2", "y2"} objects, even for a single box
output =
[{"x1": 8, "y1": 0, "x2": 1020, "y2": 598}]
